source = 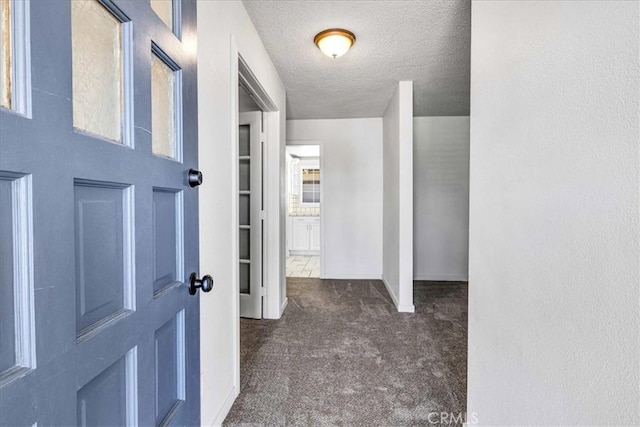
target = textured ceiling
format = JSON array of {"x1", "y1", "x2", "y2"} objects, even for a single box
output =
[{"x1": 242, "y1": 0, "x2": 471, "y2": 119}]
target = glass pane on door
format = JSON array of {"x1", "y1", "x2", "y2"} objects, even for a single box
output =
[
  {"x1": 71, "y1": 0, "x2": 123, "y2": 142},
  {"x1": 151, "y1": 0, "x2": 173, "y2": 30},
  {"x1": 0, "y1": 0, "x2": 11, "y2": 109},
  {"x1": 151, "y1": 53, "x2": 177, "y2": 159}
]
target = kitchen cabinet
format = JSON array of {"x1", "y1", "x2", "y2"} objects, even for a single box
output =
[{"x1": 290, "y1": 217, "x2": 320, "y2": 254}]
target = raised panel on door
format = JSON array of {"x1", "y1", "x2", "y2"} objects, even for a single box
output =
[{"x1": 0, "y1": 1, "x2": 201, "y2": 425}]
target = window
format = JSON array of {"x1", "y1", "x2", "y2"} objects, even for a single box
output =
[
  {"x1": 0, "y1": 0, "x2": 11, "y2": 109},
  {"x1": 150, "y1": 0, "x2": 181, "y2": 37},
  {"x1": 301, "y1": 168, "x2": 320, "y2": 204},
  {"x1": 0, "y1": 0, "x2": 30, "y2": 115},
  {"x1": 72, "y1": 0, "x2": 130, "y2": 143},
  {"x1": 150, "y1": 0, "x2": 172, "y2": 28},
  {"x1": 151, "y1": 46, "x2": 182, "y2": 160}
]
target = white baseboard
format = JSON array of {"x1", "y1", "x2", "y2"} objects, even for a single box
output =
[
  {"x1": 279, "y1": 297, "x2": 288, "y2": 316},
  {"x1": 397, "y1": 303, "x2": 415, "y2": 313},
  {"x1": 321, "y1": 273, "x2": 383, "y2": 280},
  {"x1": 211, "y1": 385, "x2": 238, "y2": 427},
  {"x1": 382, "y1": 277, "x2": 415, "y2": 313},
  {"x1": 289, "y1": 250, "x2": 320, "y2": 256},
  {"x1": 414, "y1": 274, "x2": 468, "y2": 282}
]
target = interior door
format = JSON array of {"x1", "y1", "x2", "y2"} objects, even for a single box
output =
[
  {"x1": 238, "y1": 111, "x2": 262, "y2": 319},
  {"x1": 0, "y1": 1, "x2": 202, "y2": 425}
]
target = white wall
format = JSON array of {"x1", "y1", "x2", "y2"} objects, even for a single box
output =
[
  {"x1": 197, "y1": 2, "x2": 286, "y2": 425},
  {"x1": 468, "y1": 1, "x2": 640, "y2": 425},
  {"x1": 413, "y1": 117, "x2": 469, "y2": 281},
  {"x1": 287, "y1": 118, "x2": 383, "y2": 279},
  {"x1": 382, "y1": 81, "x2": 414, "y2": 312}
]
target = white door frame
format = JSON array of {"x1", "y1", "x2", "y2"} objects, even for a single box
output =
[
  {"x1": 286, "y1": 141, "x2": 325, "y2": 278},
  {"x1": 229, "y1": 39, "x2": 282, "y2": 400}
]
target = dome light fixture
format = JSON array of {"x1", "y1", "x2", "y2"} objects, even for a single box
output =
[{"x1": 314, "y1": 28, "x2": 356, "y2": 59}]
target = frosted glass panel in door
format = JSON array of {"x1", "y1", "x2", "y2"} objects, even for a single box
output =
[
  {"x1": 71, "y1": 0, "x2": 123, "y2": 142},
  {"x1": 151, "y1": 53, "x2": 176, "y2": 159},
  {"x1": 151, "y1": 0, "x2": 173, "y2": 30},
  {"x1": 0, "y1": 0, "x2": 11, "y2": 109}
]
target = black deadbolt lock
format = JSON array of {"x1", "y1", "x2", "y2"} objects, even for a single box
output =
[
  {"x1": 188, "y1": 169, "x2": 203, "y2": 188},
  {"x1": 189, "y1": 272, "x2": 214, "y2": 295}
]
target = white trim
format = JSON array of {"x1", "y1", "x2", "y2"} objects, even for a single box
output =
[
  {"x1": 279, "y1": 297, "x2": 288, "y2": 316},
  {"x1": 414, "y1": 275, "x2": 469, "y2": 282},
  {"x1": 238, "y1": 55, "x2": 278, "y2": 113},
  {"x1": 289, "y1": 250, "x2": 320, "y2": 256},
  {"x1": 382, "y1": 277, "x2": 415, "y2": 313},
  {"x1": 397, "y1": 81, "x2": 414, "y2": 312},
  {"x1": 229, "y1": 36, "x2": 241, "y2": 398},
  {"x1": 263, "y1": 112, "x2": 282, "y2": 320},
  {"x1": 398, "y1": 304, "x2": 415, "y2": 313},
  {"x1": 323, "y1": 274, "x2": 382, "y2": 280},
  {"x1": 211, "y1": 385, "x2": 238, "y2": 427},
  {"x1": 319, "y1": 143, "x2": 325, "y2": 278}
]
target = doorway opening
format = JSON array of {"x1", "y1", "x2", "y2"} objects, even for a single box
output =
[{"x1": 285, "y1": 144, "x2": 321, "y2": 278}]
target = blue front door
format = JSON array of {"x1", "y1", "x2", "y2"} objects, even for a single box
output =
[{"x1": 0, "y1": 1, "x2": 201, "y2": 425}]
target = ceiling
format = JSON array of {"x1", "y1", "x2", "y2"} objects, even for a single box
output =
[{"x1": 242, "y1": 0, "x2": 471, "y2": 119}]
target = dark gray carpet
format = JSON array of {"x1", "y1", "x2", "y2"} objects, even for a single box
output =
[{"x1": 224, "y1": 279, "x2": 468, "y2": 426}]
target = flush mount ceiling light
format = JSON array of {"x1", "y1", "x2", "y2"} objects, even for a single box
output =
[{"x1": 314, "y1": 28, "x2": 356, "y2": 59}]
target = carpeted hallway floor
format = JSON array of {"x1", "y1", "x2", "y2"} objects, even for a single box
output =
[{"x1": 224, "y1": 278, "x2": 468, "y2": 426}]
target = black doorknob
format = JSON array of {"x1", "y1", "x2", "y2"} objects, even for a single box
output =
[
  {"x1": 189, "y1": 272, "x2": 214, "y2": 295},
  {"x1": 188, "y1": 169, "x2": 203, "y2": 187}
]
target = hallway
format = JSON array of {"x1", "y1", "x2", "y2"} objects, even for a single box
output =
[{"x1": 224, "y1": 279, "x2": 468, "y2": 426}]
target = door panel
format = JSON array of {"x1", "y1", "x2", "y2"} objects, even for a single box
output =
[
  {"x1": 292, "y1": 219, "x2": 310, "y2": 251},
  {"x1": 309, "y1": 220, "x2": 321, "y2": 252},
  {"x1": 238, "y1": 112, "x2": 262, "y2": 319},
  {"x1": 0, "y1": 1, "x2": 201, "y2": 425}
]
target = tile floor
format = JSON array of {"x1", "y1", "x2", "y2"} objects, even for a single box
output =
[{"x1": 286, "y1": 255, "x2": 320, "y2": 278}]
